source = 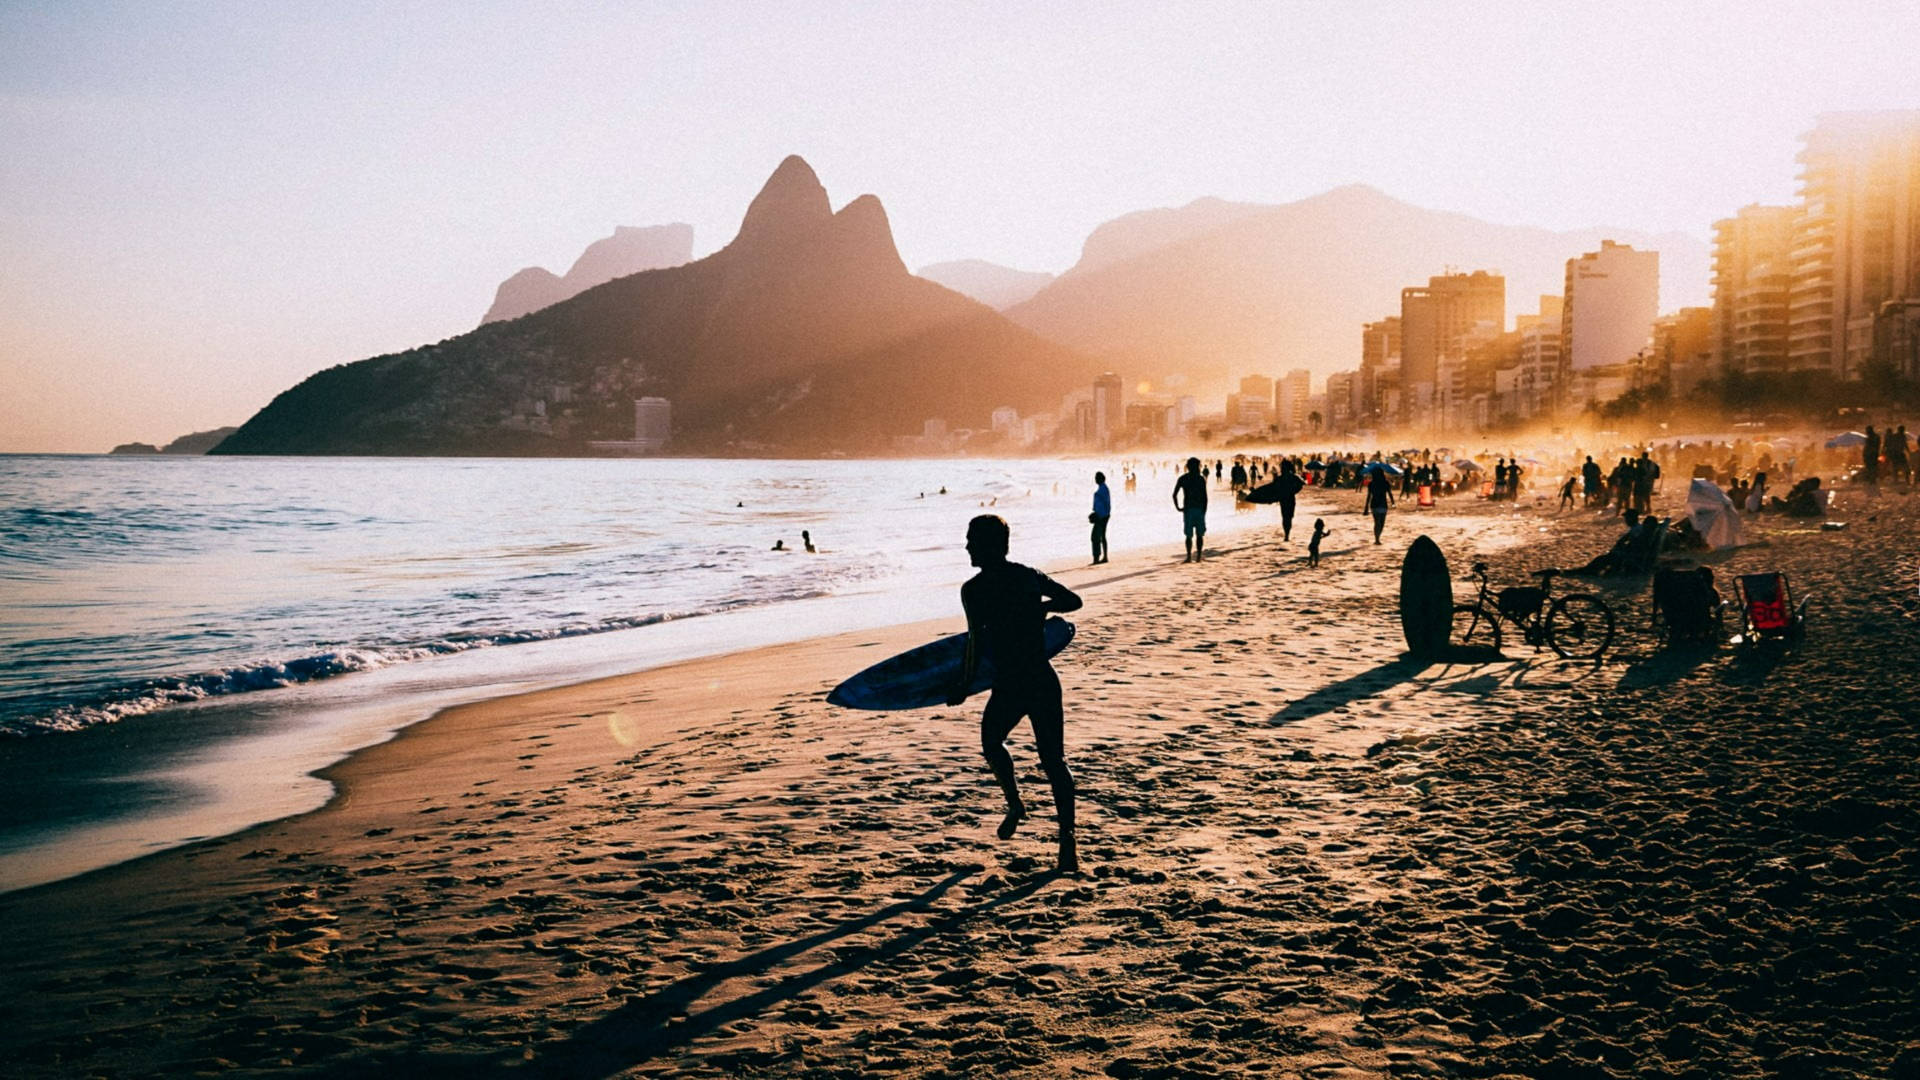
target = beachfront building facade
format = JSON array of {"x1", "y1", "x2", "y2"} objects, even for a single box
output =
[
  {"x1": 1712, "y1": 204, "x2": 1796, "y2": 377},
  {"x1": 1560, "y1": 241, "x2": 1658, "y2": 411},
  {"x1": 1092, "y1": 372, "x2": 1125, "y2": 442},
  {"x1": 1399, "y1": 271, "x2": 1505, "y2": 426},
  {"x1": 1273, "y1": 368, "x2": 1312, "y2": 435},
  {"x1": 1787, "y1": 111, "x2": 1920, "y2": 380},
  {"x1": 1653, "y1": 307, "x2": 1715, "y2": 397},
  {"x1": 1358, "y1": 315, "x2": 1401, "y2": 426}
]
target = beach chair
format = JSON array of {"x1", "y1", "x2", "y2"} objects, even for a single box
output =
[
  {"x1": 1650, "y1": 566, "x2": 1723, "y2": 646},
  {"x1": 1735, "y1": 572, "x2": 1808, "y2": 645}
]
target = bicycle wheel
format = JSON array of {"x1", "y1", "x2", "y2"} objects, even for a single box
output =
[
  {"x1": 1450, "y1": 603, "x2": 1503, "y2": 651},
  {"x1": 1548, "y1": 594, "x2": 1615, "y2": 660}
]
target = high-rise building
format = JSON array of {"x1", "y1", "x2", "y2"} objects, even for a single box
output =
[
  {"x1": 1325, "y1": 371, "x2": 1356, "y2": 431},
  {"x1": 1092, "y1": 372, "x2": 1124, "y2": 438},
  {"x1": 1400, "y1": 271, "x2": 1505, "y2": 420},
  {"x1": 1274, "y1": 369, "x2": 1312, "y2": 434},
  {"x1": 632, "y1": 397, "x2": 671, "y2": 450},
  {"x1": 1359, "y1": 316, "x2": 1401, "y2": 422},
  {"x1": 1653, "y1": 307, "x2": 1715, "y2": 396},
  {"x1": 1788, "y1": 111, "x2": 1920, "y2": 379},
  {"x1": 1511, "y1": 296, "x2": 1563, "y2": 420},
  {"x1": 1712, "y1": 204, "x2": 1796, "y2": 377},
  {"x1": 1563, "y1": 241, "x2": 1660, "y2": 374}
]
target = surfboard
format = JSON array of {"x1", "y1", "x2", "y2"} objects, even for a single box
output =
[
  {"x1": 827, "y1": 618, "x2": 1076, "y2": 711},
  {"x1": 1242, "y1": 475, "x2": 1303, "y2": 505},
  {"x1": 1400, "y1": 534, "x2": 1452, "y2": 656}
]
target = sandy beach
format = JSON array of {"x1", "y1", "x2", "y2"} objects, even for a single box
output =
[{"x1": 4, "y1": 492, "x2": 1918, "y2": 1079}]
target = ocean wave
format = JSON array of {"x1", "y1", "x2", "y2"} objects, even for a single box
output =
[{"x1": 0, "y1": 590, "x2": 842, "y2": 739}]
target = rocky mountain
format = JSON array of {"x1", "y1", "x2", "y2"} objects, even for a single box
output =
[
  {"x1": 215, "y1": 158, "x2": 1099, "y2": 456},
  {"x1": 916, "y1": 260, "x2": 1055, "y2": 310},
  {"x1": 480, "y1": 224, "x2": 695, "y2": 324},
  {"x1": 1006, "y1": 184, "x2": 1711, "y2": 388},
  {"x1": 108, "y1": 426, "x2": 239, "y2": 455}
]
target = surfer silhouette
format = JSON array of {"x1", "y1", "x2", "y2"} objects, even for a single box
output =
[{"x1": 946, "y1": 514, "x2": 1084, "y2": 873}]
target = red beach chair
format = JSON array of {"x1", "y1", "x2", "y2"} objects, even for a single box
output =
[{"x1": 1735, "y1": 572, "x2": 1808, "y2": 645}]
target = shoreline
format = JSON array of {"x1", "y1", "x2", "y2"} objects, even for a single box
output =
[
  {"x1": 0, "y1": 491, "x2": 1319, "y2": 895},
  {"x1": 10, "y1": 491, "x2": 1910, "y2": 1077}
]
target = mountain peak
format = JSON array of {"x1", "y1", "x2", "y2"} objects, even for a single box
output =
[
  {"x1": 735, "y1": 155, "x2": 832, "y2": 248},
  {"x1": 826, "y1": 194, "x2": 906, "y2": 275}
]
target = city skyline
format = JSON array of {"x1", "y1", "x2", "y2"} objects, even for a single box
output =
[{"x1": 5, "y1": 1, "x2": 1919, "y2": 452}]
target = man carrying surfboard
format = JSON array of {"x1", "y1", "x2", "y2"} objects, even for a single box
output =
[{"x1": 947, "y1": 514, "x2": 1085, "y2": 874}]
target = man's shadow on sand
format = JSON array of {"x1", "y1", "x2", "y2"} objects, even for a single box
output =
[
  {"x1": 435, "y1": 866, "x2": 1059, "y2": 1079},
  {"x1": 1266, "y1": 647, "x2": 1606, "y2": 726}
]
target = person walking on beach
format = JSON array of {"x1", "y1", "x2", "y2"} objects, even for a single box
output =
[
  {"x1": 1559, "y1": 475, "x2": 1577, "y2": 512},
  {"x1": 1274, "y1": 458, "x2": 1305, "y2": 541},
  {"x1": 1307, "y1": 518, "x2": 1329, "y2": 567},
  {"x1": 1174, "y1": 457, "x2": 1210, "y2": 562},
  {"x1": 1363, "y1": 465, "x2": 1395, "y2": 544},
  {"x1": 1863, "y1": 426, "x2": 1880, "y2": 485},
  {"x1": 1089, "y1": 471, "x2": 1111, "y2": 565},
  {"x1": 947, "y1": 515, "x2": 1083, "y2": 873}
]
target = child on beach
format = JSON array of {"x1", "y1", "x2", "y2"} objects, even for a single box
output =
[
  {"x1": 1559, "y1": 475, "x2": 1577, "y2": 511},
  {"x1": 1307, "y1": 519, "x2": 1329, "y2": 567},
  {"x1": 947, "y1": 515, "x2": 1085, "y2": 873}
]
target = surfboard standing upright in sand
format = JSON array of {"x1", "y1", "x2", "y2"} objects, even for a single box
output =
[{"x1": 1400, "y1": 535, "x2": 1453, "y2": 656}]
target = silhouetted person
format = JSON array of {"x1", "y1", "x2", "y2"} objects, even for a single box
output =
[
  {"x1": 1559, "y1": 475, "x2": 1577, "y2": 511},
  {"x1": 802, "y1": 530, "x2": 815, "y2": 553},
  {"x1": 1582, "y1": 456, "x2": 1603, "y2": 507},
  {"x1": 1307, "y1": 518, "x2": 1329, "y2": 567},
  {"x1": 947, "y1": 515, "x2": 1083, "y2": 873},
  {"x1": 1888, "y1": 424, "x2": 1911, "y2": 484},
  {"x1": 1274, "y1": 459, "x2": 1305, "y2": 541},
  {"x1": 1363, "y1": 466, "x2": 1395, "y2": 544},
  {"x1": 1089, "y1": 471, "x2": 1111, "y2": 564},
  {"x1": 772, "y1": 539, "x2": 785, "y2": 551},
  {"x1": 1174, "y1": 457, "x2": 1209, "y2": 562},
  {"x1": 1863, "y1": 426, "x2": 1880, "y2": 484}
]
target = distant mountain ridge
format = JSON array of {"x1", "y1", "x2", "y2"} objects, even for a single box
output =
[
  {"x1": 480, "y1": 224, "x2": 695, "y2": 324},
  {"x1": 215, "y1": 157, "x2": 1100, "y2": 456},
  {"x1": 109, "y1": 426, "x2": 239, "y2": 455},
  {"x1": 916, "y1": 260, "x2": 1055, "y2": 310},
  {"x1": 1007, "y1": 184, "x2": 1711, "y2": 387}
]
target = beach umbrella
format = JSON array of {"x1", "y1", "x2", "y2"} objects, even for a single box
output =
[
  {"x1": 1368, "y1": 462, "x2": 1403, "y2": 476},
  {"x1": 1825, "y1": 431, "x2": 1867, "y2": 449},
  {"x1": 1305, "y1": 459, "x2": 1328, "y2": 470},
  {"x1": 1452, "y1": 458, "x2": 1482, "y2": 472}
]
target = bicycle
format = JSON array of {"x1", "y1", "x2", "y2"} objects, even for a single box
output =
[{"x1": 1452, "y1": 560, "x2": 1616, "y2": 661}]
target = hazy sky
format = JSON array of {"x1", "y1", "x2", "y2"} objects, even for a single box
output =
[{"x1": 4, "y1": 1, "x2": 1917, "y2": 452}]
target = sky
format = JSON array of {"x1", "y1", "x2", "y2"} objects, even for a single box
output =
[{"x1": 3, "y1": 1, "x2": 1918, "y2": 452}]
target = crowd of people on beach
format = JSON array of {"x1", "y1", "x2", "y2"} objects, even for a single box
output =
[{"x1": 945, "y1": 418, "x2": 1916, "y2": 873}]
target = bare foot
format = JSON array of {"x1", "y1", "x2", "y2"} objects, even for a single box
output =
[{"x1": 997, "y1": 803, "x2": 1027, "y2": 840}]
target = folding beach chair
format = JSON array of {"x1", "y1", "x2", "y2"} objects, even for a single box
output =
[
  {"x1": 1735, "y1": 572, "x2": 1808, "y2": 645},
  {"x1": 1651, "y1": 566, "x2": 1723, "y2": 646}
]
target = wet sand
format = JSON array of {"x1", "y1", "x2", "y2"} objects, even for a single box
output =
[{"x1": 3, "y1": 492, "x2": 1917, "y2": 1078}]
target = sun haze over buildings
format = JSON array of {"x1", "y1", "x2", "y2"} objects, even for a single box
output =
[{"x1": 1, "y1": 2, "x2": 1918, "y2": 451}]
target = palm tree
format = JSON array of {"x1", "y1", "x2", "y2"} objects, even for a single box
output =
[{"x1": 1308, "y1": 410, "x2": 1322, "y2": 435}]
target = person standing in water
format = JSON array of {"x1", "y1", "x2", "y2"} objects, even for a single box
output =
[
  {"x1": 1363, "y1": 466, "x2": 1395, "y2": 544},
  {"x1": 947, "y1": 515, "x2": 1083, "y2": 873},
  {"x1": 1174, "y1": 457, "x2": 1209, "y2": 563},
  {"x1": 1089, "y1": 471, "x2": 1111, "y2": 565}
]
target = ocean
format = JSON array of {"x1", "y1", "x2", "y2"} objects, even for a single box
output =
[{"x1": 0, "y1": 454, "x2": 1283, "y2": 890}]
